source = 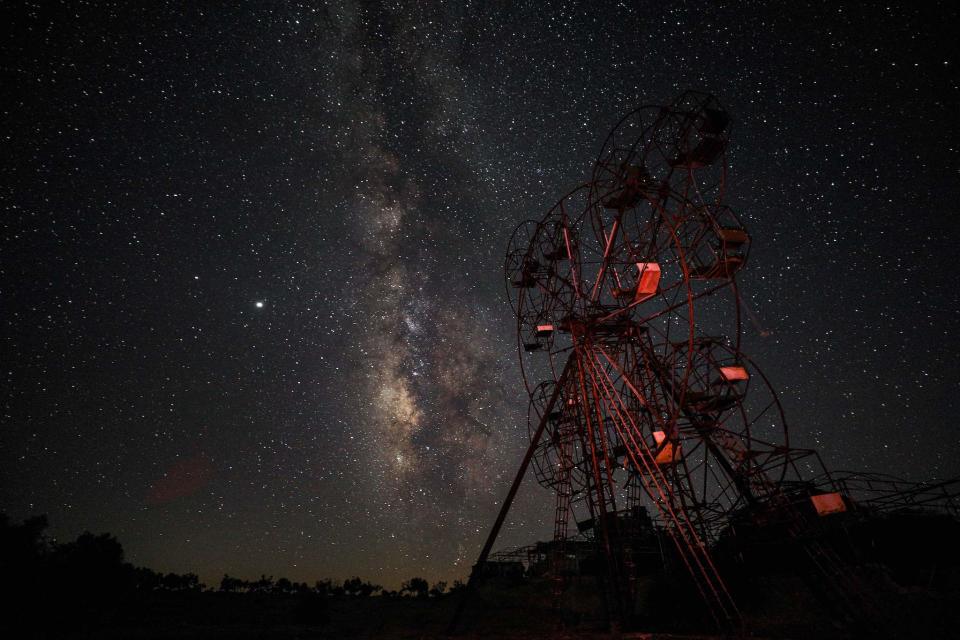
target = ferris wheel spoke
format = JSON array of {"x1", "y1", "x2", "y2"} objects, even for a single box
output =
[{"x1": 744, "y1": 398, "x2": 777, "y2": 433}]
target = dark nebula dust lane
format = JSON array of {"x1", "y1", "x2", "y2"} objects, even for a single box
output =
[{"x1": 2, "y1": 1, "x2": 958, "y2": 588}]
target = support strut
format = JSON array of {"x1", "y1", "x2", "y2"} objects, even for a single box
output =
[{"x1": 446, "y1": 359, "x2": 572, "y2": 635}]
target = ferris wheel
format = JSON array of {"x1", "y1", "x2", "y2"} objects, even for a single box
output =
[
  {"x1": 501, "y1": 92, "x2": 826, "y2": 628},
  {"x1": 453, "y1": 92, "x2": 853, "y2": 635}
]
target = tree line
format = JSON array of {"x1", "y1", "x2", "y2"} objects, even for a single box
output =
[
  {"x1": 0, "y1": 513, "x2": 462, "y2": 634},
  {"x1": 217, "y1": 574, "x2": 458, "y2": 598},
  {"x1": 1, "y1": 513, "x2": 458, "y2": 598}
]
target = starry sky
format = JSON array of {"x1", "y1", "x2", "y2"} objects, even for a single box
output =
[{"x1": 2, "y1": 1, "x2": 959, "y2": 589}]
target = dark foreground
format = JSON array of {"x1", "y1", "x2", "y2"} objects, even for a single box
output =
[
  {"x1": 4, "y1": 575, "x2": 960, "y2": 640},
  {"x1": 4, "y1": 511, "x2": 960, "y2": 638}
]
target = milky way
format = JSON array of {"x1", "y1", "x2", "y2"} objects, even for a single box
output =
[{"x1": 2, "y1": 1, "x2": 958, "y2": 588}]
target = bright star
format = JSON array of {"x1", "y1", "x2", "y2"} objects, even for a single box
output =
[{"x1": 255, "y1": 301, "x2": 264, "y2": 308}]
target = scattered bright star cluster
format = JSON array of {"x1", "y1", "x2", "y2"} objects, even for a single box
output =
[{"x1": 2, "y1": 1, "x2": 958, "y2": 588}]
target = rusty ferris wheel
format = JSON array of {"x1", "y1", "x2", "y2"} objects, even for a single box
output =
[{"x1": 451, "y1": 92, "x2": 869, "y2": 633}]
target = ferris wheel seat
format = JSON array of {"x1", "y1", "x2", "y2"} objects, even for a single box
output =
[
  {"x1": 653, "y1": 431, "x2": 682, "y2": 465},
  {"x1": 668, "y1": 106, "x2": 730, "y2": 167},
  {"x1": 543, "y1": 247, "x2": 568, "y2": 260},
  {"x1": 700, "y1": 107, "x2": 731, "y2": 135},
  {"x1": 602, "y1": 165, "x2": 657, "y2": 210},
  {"x1": 691, "y1": 255, "x2": 745, "y2": 279},
  {"x1": 719, "y1": 365, "x2": 750, "y2": 382},
  {"x1": 718, "y1": 228, "x2": 749, "y2": 246},
  {"x1": 612, "y1": 262, "x2": 661, "y2": 303},
  {"x1": 684, "y1": 391, "x2": 739, "y2": 413},
  {"x1": 535, "y1": 324, "x2": 555, "y2": 338},
  {"x1": 670, "y1": 137, "x2": 727, "y2": 168},
  {"x1": 511, "y1": 273, "x2": 537, "y2": 288},
  {"x1": 589, "y1": 317, "x2": 646, "y2": 338},
  {"x1": 810, "y1": 492, "x2": 847, "y2": 516},
  {"x1": 603, "y1": 189, "x2": 642, "y2": 210},
  {"x1": 683, "y1": 210, "x2": 749, "y2": 279}
]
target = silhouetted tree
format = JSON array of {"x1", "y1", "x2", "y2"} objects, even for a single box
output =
[
  {"x1": 400, "y1": 577, "x2": 429, "y2": 598},
  {"x1": 0, "y1": 513, "x2": 50, "y2": 566},
  {"x1": 0, "y1": 514, "x2": 52, "y2": 619},
  {"x1": 36, "y1": 528, "x2": 139, "y2": 630},
  {"x1": 343, "y1": 576, "x2": 382, "y2": 597},
  {"x1": 132, "y1": 566, "x2": 162, "y2": 592},
  {"x1": 219, "y1": 574, "x2": 245, "y2": 593},
  {"x1": 429, "y1": 581, "x2": 447, "y2": 597},
  {"x1": 313, "y1": 579, "x2": 333, "y2": 596},
  {"x1": 250, "y1": 574, "x2": 274, "y2": 593},
  {"x1": 51, "y1": 531, "x2": 128, "y2": 594},
  {"x1": 159, "y1": 572, "x2": 202, "y2": 592},
  {"x1": 292, "y1": 581, "x2": 311, "y2": 594}
]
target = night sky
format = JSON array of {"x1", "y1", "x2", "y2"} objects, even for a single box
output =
[{"x1": 3, "y1": 1, "x2": 959, "y2": 589}]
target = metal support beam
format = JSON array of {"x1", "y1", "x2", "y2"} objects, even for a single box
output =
[{"x1": 447, "y1": 358, "x2": 572, "y2": 635}]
